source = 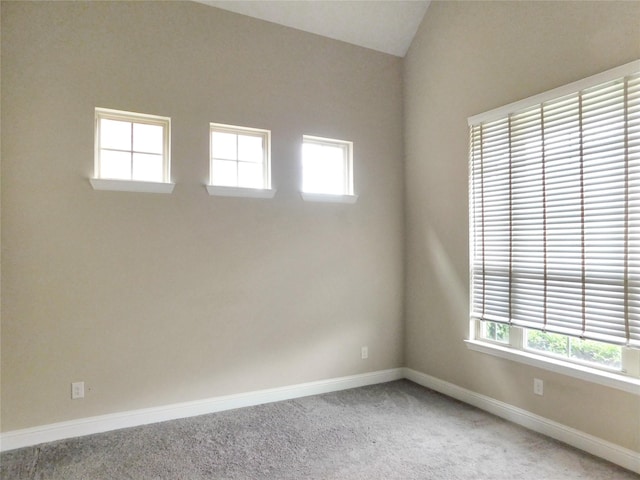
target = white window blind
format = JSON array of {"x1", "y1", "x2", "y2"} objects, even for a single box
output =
[{"x1": 469, "y1": 60, "x2": 640, "y2": 348}]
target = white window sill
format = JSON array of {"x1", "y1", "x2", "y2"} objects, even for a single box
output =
[
  {"x1": 465, "y1": 339, "x2": 640, "y2": 395},
  {"x1": 90, "y1": 178, "x2": 175, "y2": 194},
  {"x1": 300, "y1": 192, "x2": 358, "y2": 204},
  {"x1": 206, "y1": 185, "x2": 276, "y2": 199}
]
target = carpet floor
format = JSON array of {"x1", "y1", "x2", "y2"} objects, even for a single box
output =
[{"x1": 0, "y1": 380, "x2": 637, "y2": 479}]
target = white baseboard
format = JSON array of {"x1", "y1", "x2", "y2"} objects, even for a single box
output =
[
  {"x1": 0, "y1": 368, "x2": 404, "y2": 452},
  {"x1": 403, "y1": 367, "x2": 640, "y2": 475},
  {"x1": 2, "y1": 366, "x2": 638, "y2": 475}
]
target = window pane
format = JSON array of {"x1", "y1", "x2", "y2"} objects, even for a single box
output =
[
  {"x1": 133, "y1": 123, "x2": 164, "y2": 154},
  {"x1": 526, "y1": 329, "x2": 622, "y2": 369},
  {"x1": 238, "y1": 135, "x2": 263, "y2": 163},
  {"x1": 100, "y1": 119, "x2": 131, "y2": 151},
  {"x1": 211, "y1": 159, "x2": 238, "y2": 187},
  {"x1": 495, "y1": 323, "x2": 509, "y2": 342},
  {"x1": 481, "y1": 321, "x2": 509, "y2": 343},
  {"x1": 526, "y1": 330, "x2": 569, "y2": 356},
  {"x1": 132, "y1": 153, "x2": 164, "y2": 182},
  {"x1": 238, "y1": 161, "x2": 264, "y2": 188},
  {"x1": 323, "y1": 146, "x2": 346, "y2": 192},
  {"x1": 569, "y1": 337, "x2": 621, "y2": 369},
  {"x1": 211, "y1": 132, "x2": 237, "y2": 160},
  {"x1": 302, "y1": 143, "x2": 346, "y2": 194},
  {"x1": 99, "y1": 150, "x2": 131, "y2": 179},
  {"x1": 324, "y1": 144, "x2": 345, "y2": 164}
]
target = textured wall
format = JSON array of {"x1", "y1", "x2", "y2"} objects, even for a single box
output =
[
  {"x1": 1, "y1": 1, "x2": 405, "y2": 431},
  {"x1": 403, "y1": 1, "x2": 640, "y2": 452}
]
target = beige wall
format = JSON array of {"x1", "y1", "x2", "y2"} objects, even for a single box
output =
[
  {"x1": 404, "y1": 1, "x2": 640, "y2": 452},
  {"x1": 2, "y1": 0, "x2": 638, "y2": 458},
  {"x1": 0, "y1": 1, "x2": 405, "y2": 431}
]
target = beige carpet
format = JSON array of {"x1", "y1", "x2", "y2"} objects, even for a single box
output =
[{"x1": 1, "y1": 380, "x2": 636, "y2": 479}]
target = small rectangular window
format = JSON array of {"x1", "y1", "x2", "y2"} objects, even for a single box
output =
[
  {"x1": 92, "y1": 108, "x2": 172, "y2": 193},
  {"x1": 301, "y1": 135, "x2": 355, "y2": 200},
  {"x1": 208, "y1": 123, "x2": 272, "y2": 197}
]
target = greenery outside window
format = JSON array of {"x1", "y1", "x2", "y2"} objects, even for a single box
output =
[{"x1": 479, "y1": 322, "x2": 624, "y2": 372}]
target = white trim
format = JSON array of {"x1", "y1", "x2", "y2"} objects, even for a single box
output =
[
  {"x1": 96, "y1": 107, "x2": 172, "y2": 124},
  {"x1": 89, "y1": 178, "x2": 175, "y2": 194},
  {"x1": 301, "y1": 192, "x2": 359, "y2": 204},
  {"x1": 465, "y1": 339, "x2": 640, "y2": 395},
  {"x1": 0, "y1": 368, "x2": 403, "y2": 452},
  {"x1": 403, "y1": 368, "x2": 640, "y2": 475},
  {"x1": 206, "y1": 185, "x2": 276, "y2": 199},
  {"x1": 468, "y1": 59, "x2": 640, "y2": 125}
]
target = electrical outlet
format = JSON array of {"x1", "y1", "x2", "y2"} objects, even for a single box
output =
[
  {"x1": 72, "y1": 381, "x2": 85, "y2": 399},
  {"x1": 533, "y1": 378, "x2": 543, "y2": 396},
  {"x1": 361, "y1": 346, "x2": 368, "y2": 359}
]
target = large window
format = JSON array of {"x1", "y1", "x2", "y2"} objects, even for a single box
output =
[
  {"x1": 468, "y1": 61, "x2": 640, "y2": 385},
  {"x1": 92, "y1": 108, "x2": 173, "y2": 193}
]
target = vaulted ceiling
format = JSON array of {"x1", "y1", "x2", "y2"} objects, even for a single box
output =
[{"x1": 195, "y1": 1, "x2": 431, "y2": 57}]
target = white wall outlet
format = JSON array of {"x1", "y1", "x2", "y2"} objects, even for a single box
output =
[
  {"x1": 361, "y1": 346, "x2": 368, "y2": 359},
  {"x1": 533, "y1": 378, "x2": 544, "y2": 396},
  {"x1": 71, "y1": 381, "x2": 85, "y2": 399}
]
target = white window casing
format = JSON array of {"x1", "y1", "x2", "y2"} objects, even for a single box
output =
[
  {"x1": 301, "y1": 135, "x2": 358, "y2": 203},
  {"x1": 92, "y1": 108, "x2": 174, "y2": 193},
  {"x1": 207, "y1": 123, "x2": 275, "y2": 198}
]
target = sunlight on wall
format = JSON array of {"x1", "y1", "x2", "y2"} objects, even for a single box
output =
[{"x1": 425, "y1": 226, "x2": 468, "y2": 323}]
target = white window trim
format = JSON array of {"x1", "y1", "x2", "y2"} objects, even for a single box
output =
[
  {"x1": 300, "y1": 192, "x2": 358, "y2": 203},
  {"x1": 92, "y1": 108, "x2": 173, "y2": 193},
  {"x1": 301, "y1": 135, "x2": 356, "y2": 202},
  {"x1": 468, "y1": 59, "x2": 640, "y2": 126},
  {"x1": 470, "y1": 319, "x2": 640, "y2": 380},
  {"x1": 206, "y1": 185, "x2": 276, "y2": 199},
  {"x1": 207, "y1": 123, "x2": 274, "y2": 198},
  {"x1": 466, "y1": 338, "x2": 640, "y2": 396},
  {"x1": 90, "y1": 178, "x2": 175, "y2": 194}
]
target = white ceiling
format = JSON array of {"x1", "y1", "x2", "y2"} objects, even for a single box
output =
[{"x1": 195, "y1": 1, "x2": 431, "y2": 57}]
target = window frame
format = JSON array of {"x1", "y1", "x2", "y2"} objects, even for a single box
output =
[
  {"x1": 91, "y1": 108, "x2": 174, "y2": 194},
  {"x1": 467, "y1": 60, "x2": 640, "y2": 394},
  {"x1": 301, "y1": 135, "x2": 357, "y2": 203},
  {"x1": 206, "y1": 123, "x2": 275, "y2": 199},
  {"x1": 467, "y1": 320, "x2": 640, "y2": 394}
]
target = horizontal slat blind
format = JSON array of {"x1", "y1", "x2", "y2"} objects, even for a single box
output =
[{"x1": 469, "y1": 61, "x2": 640, "y2": 347}]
